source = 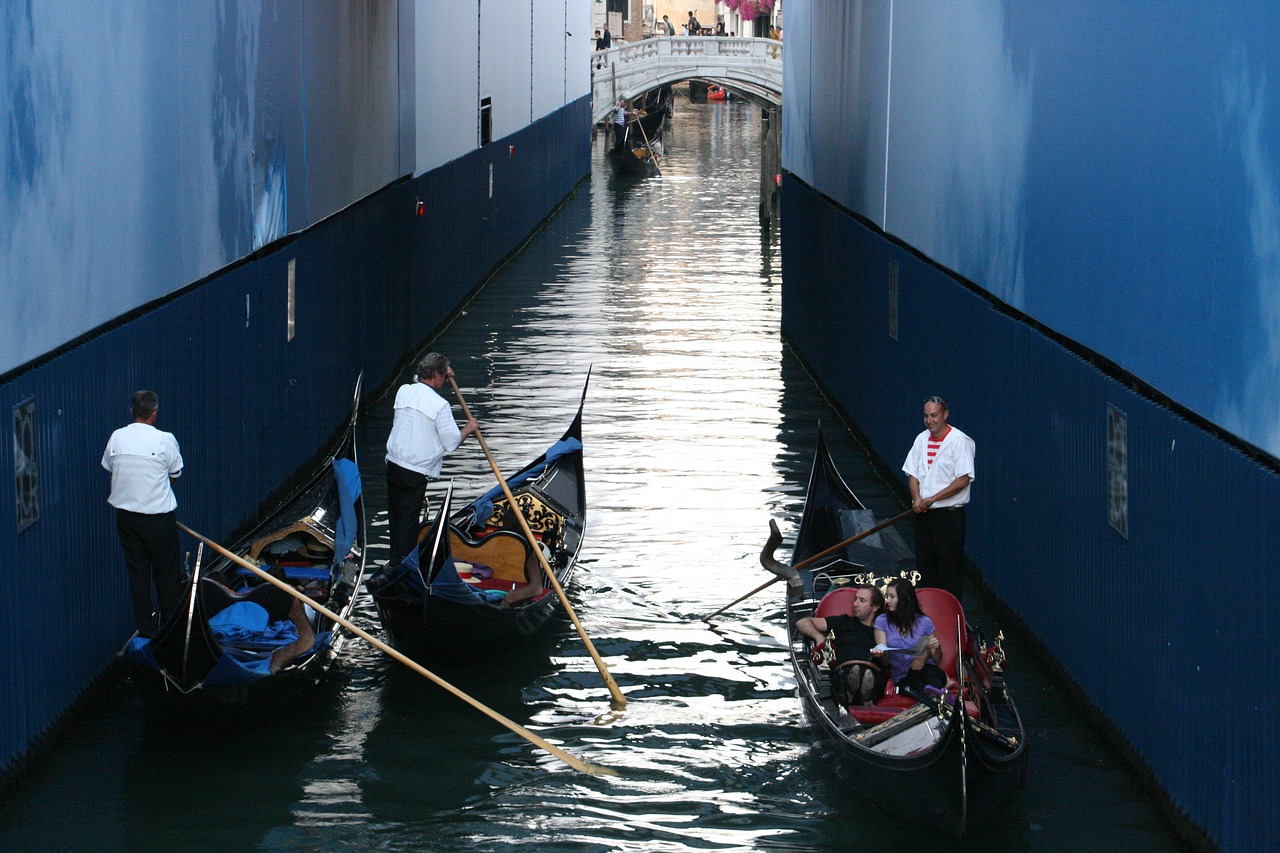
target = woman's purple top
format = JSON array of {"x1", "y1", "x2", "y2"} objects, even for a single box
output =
[{"x1": 874, "y1": 613, "x2": 936, "y2": 683}]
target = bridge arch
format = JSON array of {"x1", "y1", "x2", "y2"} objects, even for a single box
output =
[{"x1": 590, "y1": 37, "x2": 782, "y2": 123}]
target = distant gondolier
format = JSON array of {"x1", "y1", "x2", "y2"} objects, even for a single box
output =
[
  {"x1": 385, "y1": 353, "x2": 478, "y2": 566},
  {"x1": 102, "y1": 390, "x2": 184, "y2": 637},
  {"x1": 612, "y1": 98, "x2": 629, "y2": 151},
  {"x1": 903, "y1": 395, "x2": 974, "y2": 599}
]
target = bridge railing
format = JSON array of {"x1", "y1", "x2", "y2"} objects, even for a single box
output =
[
  {"x1": 592, "y1": 36, "x2": 782, "y2": 73},
  {"x1": 590, "y1": 36, "x2": 783, "y2": 123}
]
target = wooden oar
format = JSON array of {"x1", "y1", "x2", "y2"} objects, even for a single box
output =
[
  {"x1": 448, "y1": 377, "x2": 628, "y2": 712},
  {"x1": 176, "y1": 521, "x2": 617, "y2": 776},
  {"x1": 702, "y1": 508, "x2": 915, "y2": 621},
  {"x1": 632, "y1": 112, "x2": 662, "y2": 175}
]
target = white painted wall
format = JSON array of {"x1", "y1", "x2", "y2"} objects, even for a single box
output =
[{"x1": 413, "y1": 1, "x2": 591, "y2": 174}]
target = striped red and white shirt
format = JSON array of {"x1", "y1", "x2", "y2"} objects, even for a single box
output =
[{"x1": 902, "y1": 425, "x2": 975, "y2": 508}]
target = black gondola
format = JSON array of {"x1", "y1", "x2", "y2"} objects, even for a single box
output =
[
  {"x1": 122, "y1": 376, "x2": 367, "y2": 701},
  {"x1": 760, "y1": 430, "x2": 1027, "y2": 838},
  {"x1": 366, "y1": 376, "x2": 587, "y2": 658},
  {"x1": 606, "y1": 104, "x2": 668, "y2": 176}
]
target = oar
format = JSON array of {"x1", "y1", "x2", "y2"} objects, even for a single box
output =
[
  {"x1": 176, "y1": 521, "x2": 617, "y2": 776},
  {"x1": 448, "y1": 377, "x2": 628, "y2": 712},
  {"x1": 702, "y1": 508, "x2": 915, "y2": 621},
  {"x1": 632, "y1": 112, "x2": 662, "y2": 175}
]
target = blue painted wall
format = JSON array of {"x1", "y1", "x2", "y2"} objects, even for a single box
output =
[
  {"x1": 0, "y1": 95, "x2": 590, "y2": 778},
  {"x1": 783, "y1": 1, "x2": 1280, "y2": 460},
  {"x1": 783, "y1": 1, "x2": 1280, "y2": 848},
  {"x1": 783, "y1": 177, "x2": 1280, "y2": 851}
]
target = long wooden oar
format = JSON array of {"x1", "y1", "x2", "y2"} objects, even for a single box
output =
[
  {"x1": 702, "y1": 508, "x2": 915, "y2": 621},
  {"x1": 176, "y1": 521, "x2": 617, "y2": 776},
  {"x1": 632, "y1": 112, "x2": 662, "y2": 175},
  {"x1": 448, "y1": 377, "x2": 627, "y2": 712}
]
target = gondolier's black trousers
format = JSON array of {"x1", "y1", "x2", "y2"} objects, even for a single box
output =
[
  {"x1": 115, "y1": 508, "x2": 182, "y2": 635},
  {"x1": 386, "y1": 461, "x2": 432, "y2": 567},
  {"x1": 613, "y1": 121, "x2": 627, "y2": 150},
  {"x1": 914, "y1": 506, "x2": 966, "y2": 600}
]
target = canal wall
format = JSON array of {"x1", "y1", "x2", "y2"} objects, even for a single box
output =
[
  {"x1": 0, "y1": 1, "x2": 591, "y2": 784},
  {"x1": 781, "y1": 2, "x2": 1280, "y2": 849}
]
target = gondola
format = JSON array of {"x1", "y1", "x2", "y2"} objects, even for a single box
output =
[
  {"x1": 121, "y1": 376, "x2": 367, "y2": 701},
  {"x1": 605, "y1": 104, "x2": 668, "y2": 176},
  {"x1": 760, "y1": 430, "x2": 1026, "y2": 838},
  {"x1": 366, "y1": 376, "x2": 587, "y2": 658}
]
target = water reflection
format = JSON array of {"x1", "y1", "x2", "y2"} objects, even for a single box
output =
[{"x1": 0, "y1": 96, "x2": 1180, "y2": 852}]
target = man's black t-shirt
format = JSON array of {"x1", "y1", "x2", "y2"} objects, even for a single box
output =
[{"x1": 824, "y1": 614, "x2": 876, "y2": 663}]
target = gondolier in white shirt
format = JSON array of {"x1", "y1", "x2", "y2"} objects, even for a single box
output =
[
  {"x1": 385, "y1": 353, "x2": 478, "y2": 566},
  {"x1": 903, "y1": 395, "x2": 975, "y2": 600},
  {"x1": 102, "y1": 390, "x2": 184, "y2": 637}
]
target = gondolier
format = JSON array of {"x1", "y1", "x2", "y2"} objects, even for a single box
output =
[
  {"x1": 385, "y1": 353, "x2": 478, "y2": 565},
  {"x1": 903, "y1": 395, "x2": 974, "y2": 599},
  {"x1": 102, "y1": 390, "x2": 183, "y2": 637},
  {"x1": 611, "y1": 98, "x2": 629, "y2": 151}
]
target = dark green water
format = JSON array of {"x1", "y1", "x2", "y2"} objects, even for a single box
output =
[{"x1": 0, "y1": 97, "x2": 1182, "y2": 851}]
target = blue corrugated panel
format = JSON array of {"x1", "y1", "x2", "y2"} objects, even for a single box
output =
[
  {"x1": 782, "y1": 176, "x2": 1280, "y2": 851},
  {"x1": 0, "y1": 96, "x2": 589, "y2": 778}
]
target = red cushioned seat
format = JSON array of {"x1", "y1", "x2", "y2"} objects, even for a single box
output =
[
  {"x1": 916, "y1": 587, "x2": 969, "y2": 683},
  {"x1": 814, "y1": 587, "x2": 858, "y2": 618},
  {"x1": 849, "y1": 705, "x2": 903, "y2": 725}
]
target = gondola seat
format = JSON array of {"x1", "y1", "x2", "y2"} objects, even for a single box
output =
[
  {"x1": 844, "y1": 587, "x2": 979, "y2": 725},
  {"x1": 916, "y1": 587, "x2": 969, "y2": 684},
  {"x1": 449, "y1": 528, "x2": 534, "y2": 584},
  {"x1": 814, "y1": 586, "x2": 858, "y2": 618}
]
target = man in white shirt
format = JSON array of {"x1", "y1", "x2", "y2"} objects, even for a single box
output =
[
  {"x1": 902, "y1": 396, "x2": 975, "y2": 599},
  {"x1": 102, "y1": 390, "x2": 184, "y2": 636},
  {"x1": 385, "y1": 353, "x2": 478, "y2": 565}
]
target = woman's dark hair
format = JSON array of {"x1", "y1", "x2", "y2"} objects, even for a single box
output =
[{"x1": 886, "y1": 578, "x2": 923, "y2": 634}]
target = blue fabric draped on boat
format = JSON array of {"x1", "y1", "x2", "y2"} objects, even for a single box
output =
[
  {"x1": 332, "y1": 456, "x2": 361, "y2": 560},
  {"x1": 122, "y1": 605, "x2": 329, "y2": 685},
  {"x1": 208, "y1": 601, "x2": 295, "y2": 643},
  {"x1": 465, "y1": 437, "x2": 581, "y2": 524}
]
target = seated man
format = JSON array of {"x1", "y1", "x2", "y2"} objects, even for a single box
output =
[{"x1": 795, "y1": 584, "x2": 886, "y2": 706}]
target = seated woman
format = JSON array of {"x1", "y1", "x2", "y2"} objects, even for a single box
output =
[{"x1": 872, "y1": 578, "x2": 945, "y2": 699}]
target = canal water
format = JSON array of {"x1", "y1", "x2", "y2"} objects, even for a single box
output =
[{"x1": 0, "y1": 96, "x2": 1182, "y2": 851}]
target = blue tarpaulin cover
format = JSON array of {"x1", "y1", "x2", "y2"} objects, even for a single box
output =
[
  {"x1": 332, "y1": 456, "x2": 362, "y2": 560},
  {"x1": 123, "y1": 604, "x2": 329, "y2": 686}
]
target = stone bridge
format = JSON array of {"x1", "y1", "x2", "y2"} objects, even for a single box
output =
[{"x1": 590, "y1": 36, "x2": 783, "y2": 122}]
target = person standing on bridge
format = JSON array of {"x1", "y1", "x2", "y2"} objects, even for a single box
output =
[
  {"x1": 660, "y1": 15, "x2": 675, "y2": 36},
  {"x1": 686, "y1": 11, "x2": 701, "y2": 36},
  {"x1": 385, "y1": 353, "x2": 478, "y2": 566},
  {"x1": 903, "y1": 395, "x2": 975, "y2": 599}
]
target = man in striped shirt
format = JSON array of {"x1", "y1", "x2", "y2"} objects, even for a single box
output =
[{"x1": 903, "y1": 396, "x2": 975, "y2": 600}]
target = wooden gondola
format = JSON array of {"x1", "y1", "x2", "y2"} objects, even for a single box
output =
[
  {"x1": 366, "y1": 377, "x2": 587, "y2": 658},
  {"x1": 121, "y1": 376, "x2": 367, "y2": 701},
  {"x1": 605, "y1": 104, "x2": 668, "y2": 176},
  {"x1": 760, "y1": 430, "x2": 1026, "y2": 838}
]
